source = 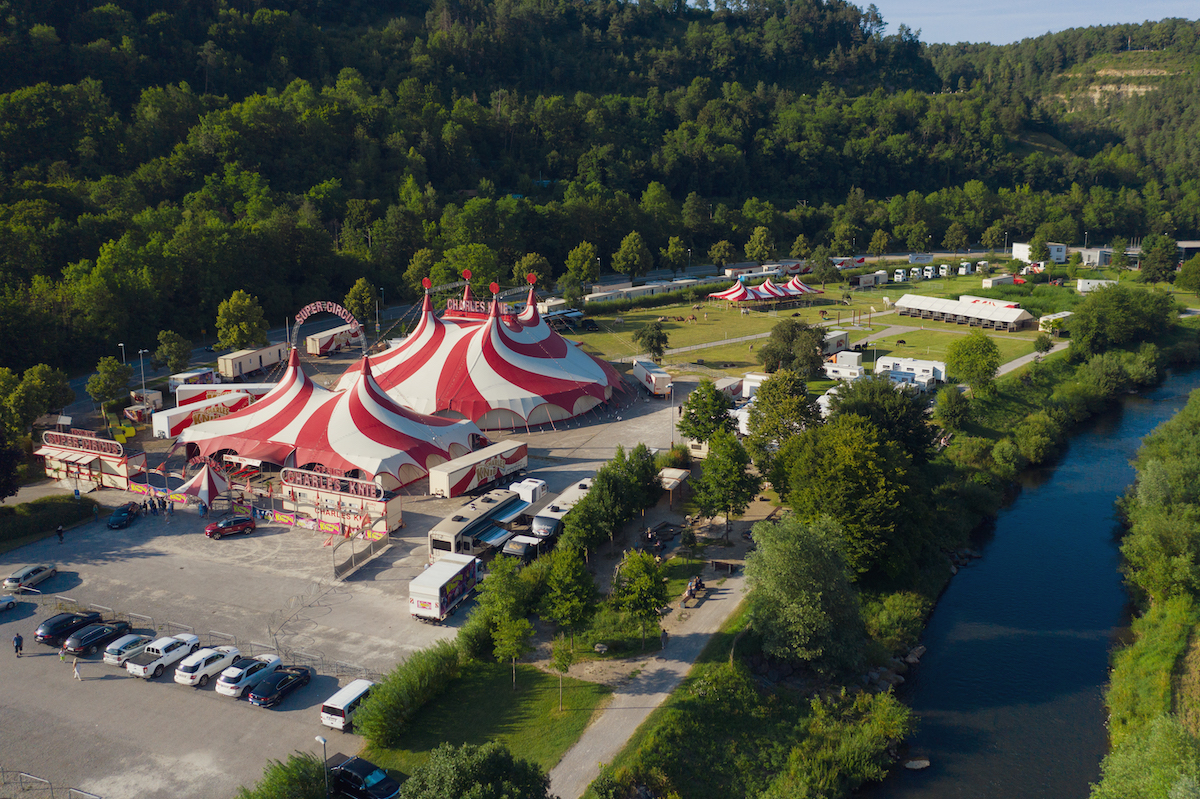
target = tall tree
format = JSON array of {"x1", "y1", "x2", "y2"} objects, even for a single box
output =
[
  {"x1": 513, "y1": 253, "x2": 553, "y2": 288},
  {"x1": 633, "y1": 321, "x2": 669, "y2": 361},
  {"x1": 550, "y1": 636, "x2": 575, "y2": 712},
  {"x1": 757, "y1": 318, "x2": 824, "y2": 377},
  {"x1": 0, "y1": 424, "x2": 20, "y2": 503},
  {"x1": 790, "y1": 234, "x2": 813, "y2": 261},
  {"x1": 659, "y1": 236, "x2": 687, "y2": 277},
  {"x1": 153, "y1": 330, "x2": 193, "y2": 374},
  {"x1": 216, "y1": 290, "x2": 269, "y2": 351},
  {"x1": 827, "y1": 375, "x2": 936, "y2": 464},
  {"x1": 6, "y1": 364, "x2": 74, "y2": 433},
  {"x1": 677, "y1": 379, "x2": 734, "y2": 443},
  {"x1": 1111, "y1": 236, "x2": 1131, "y2": 271},
  {"x1": 542, "y1": 548, "x2": 596, "y2": 649},
  {"x1": 708, "y1": 240, "x2": 735, "y2": 269},
  {"x1": 745, "y1": 515, "x2": 865, "y2": 673},
  {"x1": 746, "y1": 369, "x2": 818, "y2": 474},
  {"x1": 981, "y1": 224, "x2": 1004, "y2": 252},
  {"x1": 868, "y1": 229, "x2": 889, "y2": 258},
  {"x1": 564, "y1": 242, "x2": 599, "y2": 285},
  {"x1": 404, "y1": 248, "x2": 438, "y2": 295},
  {"x1": 943, "y1": 221, "x2": 968, "y2": 255},
  {"x1": 1177, "y1": 255, "x2": 1200, "y2": 297},
  {"x1": 780, "y1": 414, "x2": 916, "y2": 579},
  {"x1": 493, "y1": 616, "x2": 534, "y2": 689},
  {"x1": 612, "y1": 231, "x2": 652, "y2": 279},
  {"x1": 1140, "y1": 234, "x2": 1178, "y2": 285},
  {"x1": 612, "y1": 550, "x2": 669, "y2": 648},
  {"x1": 744, "y1": 226, "x2": 776, "y2": 266},
  {"x1": 85, "y1": 356, "x2": 133, "y2": 408},
  {"x1": 692, "y1": 429, "x2": 761, "y2": 539},
  {"x1": 946, "y1": 329, "x2": 1002, "y2": 396},
  {"x1": 343, "y1": 277, "x2": 377, "y2": 325}
]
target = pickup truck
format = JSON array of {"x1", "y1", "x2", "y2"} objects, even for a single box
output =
[
  {"x1": 125, "y1": 634, "x2": 201, "y2": 679},
  {"x1": 324, "y1": 753, "x2": 401, "y2": 799}
]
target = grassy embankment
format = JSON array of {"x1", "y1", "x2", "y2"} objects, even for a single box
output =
[
  {"x1": 0, "y1": 495, "x2": 102, "y2": 555},
  {"x1": 365, "y1": 662, "x2": 611, "y2": 780}
]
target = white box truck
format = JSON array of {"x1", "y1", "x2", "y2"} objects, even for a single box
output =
[
  {"x1": 152, "y1": 392, "x2": 250, "y2": 438},
  {"x1": 218, "y1": 343, "x2": 288, "y2": 379},
  {"x1": 409, "y1": 553, "x2": 480, "y2": 621},
  {"x1": 428, "y1": 440, "x2": 528, "y2": 498},
  {"x1": 306, "y1": 324, "x2": 364, "y2": 356},
  {"x1": 168, "y1": 368, "x2": 217, "y2": 393},
  {"x1": 632, "y1": 359, "x2": 671, "y2": 397}
]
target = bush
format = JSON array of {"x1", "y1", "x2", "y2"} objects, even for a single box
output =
[
  {"x1": 0, "y1": 495, "x2": 101, "y2": 544},
  {"x1": 863, "y1": 591, "x2": 931, "y2": 653},
  {"x1": 991, "y1": 438, "x2": 1025, "y2": 477},
  {"x1": 1014, "y1": 411, "x2": 1062, "y2": 466},
  {"x1": 1091, "y1": 715, "x2": 1200, "y2": 799},
  {"x1": 356, "y1": 640, "x2": 462, "y2": 748},
  {"x1": 934, "y1": 386, "x2": 971, "y2": 431},
  {"x1": 579, "y1": 603, "x2": 644, "y2": 654},
  {"x1": 653, "y1": 443, "x2": 692, "y2": 471},
  {"x1": 457, "y1": 611, "x2": 496, "y2": 663},
  {"x1": 235, "y1": 752, "x2": 325, "y2": 799},
  {"x1": 946, "y1": 436, "x2": 994, "y2": 470}
]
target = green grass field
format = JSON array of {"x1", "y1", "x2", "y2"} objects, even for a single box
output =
[{"x1": 364, "y1": 662, "x2": 611, "y2": 779}]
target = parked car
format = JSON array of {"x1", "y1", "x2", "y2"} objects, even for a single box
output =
[
  {"x1": 62, "y1": 621, "x2": 133, "y2": 656},
  {"x1": 215, "y1": 654, "x2": 281, "y2": 697},
  {"x1": 204, "y1": 516, "x2": 255, "y2": 540},
  {"x1": 175, "y1": 646, "x2": 241, "y2": 687},
  {"x1": 326, "y1": 755, "x2": 401, "y2": 799},
  {"x1": 107, "y1": 502, "x2": 140, "y2": 529},
  {"x1": 4, "y1": 564, "x2": 56, "y2": 593},
  {"x1": 125, "y1": 634, "x2": 202, "y2": 679},
  {"x1": 248, "y1": 666, "x2": 313, "y2": 708},
  {"x1": 0, "y1": 594, "x2": 16, "y2": 611},
  {"x1": 581, "y1": 318, "x2": 600, "y2": 332},
  {"x1": 35, "y1": 611, "x2": 102, "y2": 646},
  {"x1": 103, "y1": 634, "x2": 154, "y2": 666}
]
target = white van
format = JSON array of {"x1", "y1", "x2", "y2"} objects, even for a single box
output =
[
  {"x1": 909, "y1": 267, "x2": 922, "y2": 281},
  {"x1": 939, "y1": 264, "x2": 950, "y2": 277},
  {"x1": 923, "y1": 265, "x2": 935, "y2": 279},
  {"x1": 320, "y1": 678, "x2": 375, "y2": 732},
  {"x1": 893, "y1": 270, "x2": 906, "y2": 282}
]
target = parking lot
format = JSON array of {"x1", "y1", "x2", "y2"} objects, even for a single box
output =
[{"x1": 0, "y1": 379, "x2": 690, "y2": 798}]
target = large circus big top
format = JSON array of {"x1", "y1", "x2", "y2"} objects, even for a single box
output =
[
  {"x1": 179, "y1": 350, "x2": 482, "y2": 488},
  {"x1": 341, "y1": 286, "x2": 624, "y2": 430}
]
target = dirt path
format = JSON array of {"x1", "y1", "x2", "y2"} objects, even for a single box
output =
[{"x1": 545, "y1": 498, "x2": 775, "y2": 799}]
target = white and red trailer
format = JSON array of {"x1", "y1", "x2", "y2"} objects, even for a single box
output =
[
  {"x1": 152, "y1": 393, "x2": 250, "y2": 439},
  {"x1": 175, "y1": 383, "x2": 274, "y2": 407},
  {"x1": 427, "y1": 440, "x2": 527, "y2": 498}
]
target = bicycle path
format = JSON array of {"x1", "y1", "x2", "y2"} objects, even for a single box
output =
[{"x1": 548, "y1": 566, "x2": 747, "y2": 799}]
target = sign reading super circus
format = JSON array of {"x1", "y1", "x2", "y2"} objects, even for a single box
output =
[
  {"x1": 43, "y1": 430, "x2": 124, "y2": 457},
  {"x1": 292, "y1": 300, "x2": 364, "y2": 354}
]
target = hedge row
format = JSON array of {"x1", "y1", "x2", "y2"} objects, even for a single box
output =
[
  {"x1": 0, "y1": 495, "x2": 100, "y2": 545},
  {"x1": 355, "y1": 640, "x2": 462, "y2": 749}
]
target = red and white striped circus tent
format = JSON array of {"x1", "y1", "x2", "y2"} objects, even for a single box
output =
[
  {"x1": 177, "y1": 464, "x2": 229, "y2": 507},
  {"x1": 753, "y1": 278, "x2": 791, "y2": 299},
  {"x1": 708, "y1": 281, "x2": 757, "y2": 302},
  {"x1": 179, "y1": 349, "x2": 331, "y2": 464},
  {"x1": 344, "y1": 286, "x2": 624, "y2": 430},
  {"x1": 179, "y1": 349, "x2": 484, "y2": 487},
  {"x1": 784, "y1": 276, "x2": 823, "y2": 295},
  {"x1": 290, "y1": 357, "x2": 480, "y2": 488}
]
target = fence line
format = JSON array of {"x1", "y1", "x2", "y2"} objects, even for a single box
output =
[
  {"x1": 331, "y1": 531, "x2": 391, "y2": 581},
  {"x1": 0, "y1": 765, "x2": 98, "y2": 798}
]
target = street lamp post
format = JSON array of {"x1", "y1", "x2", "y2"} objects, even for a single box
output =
[
  {"x1": 118, "y1": 343, "x2": 126, "y2": 364},
  {"x1": 1085, "y1": 231, "x2": 1089, "y2": 250},
  {"x1": 315, "y1": 736, "x2": 329, "y2": 798},
  {"x1": 137, "y1": 349, "x2": 148, "y2": 403},
  {"x1": 687, "y1": 248, "x2": 691, "y2": 270},
  {"x1": 1004, "y1": 231, "x2": 1009, "y2": 254}
]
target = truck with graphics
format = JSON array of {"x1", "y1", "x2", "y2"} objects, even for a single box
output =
[{"x1": 409, "y1": 554, "x2": 480, "y2": 622}]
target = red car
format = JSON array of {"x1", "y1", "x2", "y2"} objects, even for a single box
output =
[{"x1": 204, "y1": 516, "x2": 256, "y2": 539}]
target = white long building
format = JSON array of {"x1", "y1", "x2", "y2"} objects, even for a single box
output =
[{"x1": 893, "y1": 294, "x2": 1034, "y2": 332}]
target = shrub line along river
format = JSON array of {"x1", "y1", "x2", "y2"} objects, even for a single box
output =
[{"x1": 862, "y1": 368, "x2": 1200, "y2": 799}]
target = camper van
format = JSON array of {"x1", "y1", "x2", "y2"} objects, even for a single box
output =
[{"x1": 320, "y1": 679, "x2": 375, "y2": 732}]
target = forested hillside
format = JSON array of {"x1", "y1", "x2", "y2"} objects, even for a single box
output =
[{"x1": 0, "y1": 1, "x2": 1197, "y2": 372}]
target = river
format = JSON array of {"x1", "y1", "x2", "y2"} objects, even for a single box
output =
[{"x1": 863, "y1": 368, "x2": 1200, "y2": 799}]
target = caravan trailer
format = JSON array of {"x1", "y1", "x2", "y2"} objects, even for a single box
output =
[{"x1": 217, "y1": 343, "x2": 288, "y2": 379}]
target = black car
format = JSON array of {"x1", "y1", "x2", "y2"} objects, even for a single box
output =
[
  {"x1": 35, "y1": 611, "x2": 103, "y2": 646},
  {"x1": 107, "y1": 502, "x2": 139, "y2": 529},
  {"x1": 328, "y1": 756, "x2": 401, "y2": 799},
  {"x1": 62, "y1": 621, "x2": 133, "y2": 656},
  {"x1": 581, "y1": 318, "x2": 600, "y2": 332},
  {"x1": 247, "y1": 665, "x2": 313, "y2": 707}
]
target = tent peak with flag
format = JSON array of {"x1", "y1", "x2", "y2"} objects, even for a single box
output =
[{"x1": 177, "y1": 464, "x2": 229, "y2": 507}]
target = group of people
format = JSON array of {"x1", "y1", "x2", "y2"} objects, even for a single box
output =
[
  {"x1": 140, "y1": 497, "x2": 173, "y2": 517},
  {"x1": 680, "y1": 575, "x2": 706, "y2": 608},
  {"x1": 12, "y1": 634, "x2": 83, "y2": 680}
]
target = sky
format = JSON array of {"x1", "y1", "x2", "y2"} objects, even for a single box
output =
[{"x1": 878, "y1": 0, "x2": 1197, "y2": 45}]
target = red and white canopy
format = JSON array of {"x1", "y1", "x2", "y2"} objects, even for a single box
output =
[
  {"x1": 291, "y1": 358, "x2": 480, "y2": 486},
  {"x1": 346, "y1": 288, "x2": 623, "y2": 430},
  {"x1": 177, "y1": 464, "x2": 229, "y2": 507},
  {"x1": 708, "y1": 282, "x2": 756, "y2": 301},
  {"x1": 753, "y1": 278, "x2": 790, "y2": 299},
  {"x1": 784, "y1": 276, "x2": 823, "y2": 295},
  {"x1": 179, "y1": 349, "x2": 331, "y2": 464}
]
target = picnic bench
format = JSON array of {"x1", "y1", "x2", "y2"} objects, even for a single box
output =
[{"x1": 709, "y1": 559, "x2": 739, "y2": 575}]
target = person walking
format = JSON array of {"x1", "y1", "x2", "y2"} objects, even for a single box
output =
[
  {"x1": 13, "y1": 632, "x2": 22, "y2": 658},
  {"x1": 660, "y1": 628, "x2": 669, "y2": 650},
  {"x1": 59, "y1": 644, "x2": 66, "y2": 662},
  {"x1": 56, "y1": 525, "x2": 64, "y2": 544},
  {"x1": 92, "y1": 505, "x2": 99, "y2": 524},
  {"x1": 72, "y1": 657, "x2": 82, "y2": 681}
]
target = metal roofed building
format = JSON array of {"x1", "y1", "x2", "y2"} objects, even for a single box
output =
[{"x1": 893, "y1": 294, "x2": 1034, "y2": 332}]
